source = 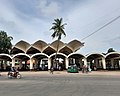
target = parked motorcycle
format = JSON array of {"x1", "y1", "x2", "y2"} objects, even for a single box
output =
[{"x1": 8, "y1": 71, "x2": 21, "y2": 79}]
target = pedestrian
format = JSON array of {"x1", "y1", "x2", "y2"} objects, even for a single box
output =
[
  {"x1": 50, "y1": 66, "x2": 54, "y2": 74},
  {"x1": 82, "y1": 65, "x2": 85, "y2": 73},
  {"x1": 82, "y1": 65, "x2": 88, "y2": 73}
]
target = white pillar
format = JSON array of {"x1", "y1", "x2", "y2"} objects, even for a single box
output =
[
  {"x1": 102, "y1": 57, "x2": 106, "y2": 69},
  {"x1": 34, "y1": 59, "x2": 38, "y2": 69},
  {"x1": 12, "y1": 58, "x2": 15, "y2": 67},
  {"x1": 83, "y1": 58, "x2": 87, "y2": 66},
  {"x1": 48, "y1": 58, "x2": 51, "y2": 70},
  {"x1": 7, "y1": 61, "x2": 10, "y2": 66},
  {"x1": 65, "y1": 58, "x2": 69, "y2": 69},
  {"x1": 73, "y1": 58, "x2": 75, "y2": 64},
  {"x1": 30, "y1": 59, "x2": 33, "y2": 70}
]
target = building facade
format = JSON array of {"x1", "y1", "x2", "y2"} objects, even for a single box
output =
[{"x1": 0, "y1": 40, "x2": 120, "y2": 71}]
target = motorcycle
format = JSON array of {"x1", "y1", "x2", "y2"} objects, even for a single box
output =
[{"x1": 8, "y1": 71, "x2": 21, "y2": 79}]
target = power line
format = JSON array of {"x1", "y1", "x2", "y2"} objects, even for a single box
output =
[{"x1": 81, "y1": 15, "x2": 120, "y2": 41}]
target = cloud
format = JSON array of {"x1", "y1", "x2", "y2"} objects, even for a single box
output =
[
  {"x1": 37, "y1": 0, "x2": 61, "y2": 17},
  {"x1": 64, "y1": 0, "x2": 120, "y2": 53},
  {"x1": 0, "y1": 0, "x2": 53, "y2": 44},
  {"x1": 0, "y1": 0, "x2": 120, "y2": 54}
]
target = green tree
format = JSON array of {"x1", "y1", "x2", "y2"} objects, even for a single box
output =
[
  {"x1": 107, "y1": 48, "x2": 116, "y2": 53},
  {"x1": 50, "y1": 18, "x2": 66, "y2": 68},
  {"x1": 0, "y1": 31, "x2": 13, "y2": 54}
]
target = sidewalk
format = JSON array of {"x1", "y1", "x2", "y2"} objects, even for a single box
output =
[
  {"x1": 86, "y1": 71, "x2": 120, "y2": 76},
  {"x1": 1, "y1": 71, "x2": 120, "y2": 76}
]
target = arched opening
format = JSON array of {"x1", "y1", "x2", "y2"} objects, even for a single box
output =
[
  {"x1": 87, "y1": 53, "x2": 105, "y2": 70},
  {"x1": 68, "y1": 54, "x2": 85, "y2": 70},
  {"x1": 50, "y1": 54, "x2": 66, "y2": 71},
  {"x1": 31, "y1": 54, "x2": 48, "y2": 71},
  {"x1": 0, "y1": 54, "x2": 12, "y2": 71},
  {"x1": 13, "y1": 54, "x2": 30, "y2": 71},
  {"x1": 106, "y1": 52, "x2": 120, "y2": 70}
]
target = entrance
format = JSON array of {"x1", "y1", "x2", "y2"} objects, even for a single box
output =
[
  {"x1": 51, "y1": 55, "x2": 65, "y2": 71},
  {"x1": 68, "y1": 54, "x2": 85, "y2": 71},
  {"x1": 37, "y1": 58, "x2": 48, "y2": 71},
  {"x1": 31, "y1": 54, "x2": 48, "y2": 71}
]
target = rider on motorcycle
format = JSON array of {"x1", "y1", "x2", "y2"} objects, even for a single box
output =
[{"x1": 8, "y1": 66, "x2": 18, "y2": 77}]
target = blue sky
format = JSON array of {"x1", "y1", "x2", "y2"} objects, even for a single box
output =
[{"x1": 0, "y1": 0, "x2": 120, "y2": 55}]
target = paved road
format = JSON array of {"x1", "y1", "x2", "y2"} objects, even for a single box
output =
[{"x1": 0, "y1": 71, "x2": 120, "y2": 96}]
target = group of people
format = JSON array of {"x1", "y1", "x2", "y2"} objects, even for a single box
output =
[
  {"x1": 82, "y1": 65, "x2": 88, "y2": 73},
  {"x1": 50, "y1": 63, "x2": 93, "y2": 74},
  {"x1": 0, "y1": 65, "x2": 94, "y2": 76},
  {"x1": 82, "y1": 65, "x2": 92, "y2": 73},
  {"x1": 49, "y1": 65, "x2": 92, "y2": 74}
]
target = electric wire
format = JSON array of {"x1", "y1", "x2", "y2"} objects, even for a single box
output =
[{"x1": 81, "y1": 15, "x2": 120, "y2": 41}]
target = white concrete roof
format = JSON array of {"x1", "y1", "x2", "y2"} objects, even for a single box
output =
[{"x1": 11, "y1": 40, "x2": 84, "y2": 55}]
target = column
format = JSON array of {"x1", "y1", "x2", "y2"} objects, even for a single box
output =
[
  {"x1": 83, "y1": 58, "x2": 87, "y2": 66},
  {"x1": 48, "y1": 58, "x2": 51, "y2": 70},
  {"x1": 102, "y1": 57, "x2": 106, "y2": 69},
  {"x1": 30, "y1": 59, "x2": 33, "y2": 71},
  {"x1": 12, "y1": 58, "x2": 15, "y2": 67},
  {"x1": 65, "y1": 58, "x2": 69, "y2": 69}
]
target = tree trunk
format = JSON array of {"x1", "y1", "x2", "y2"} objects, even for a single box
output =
[{"x1": 53, "y1": 40, "x2": 60, "y2": 69}]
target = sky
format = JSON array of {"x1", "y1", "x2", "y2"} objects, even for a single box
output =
[{"x1": 0, "y1": 0, "x2": 120, "y2": 55}]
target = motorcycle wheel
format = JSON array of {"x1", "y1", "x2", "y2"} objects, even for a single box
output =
[
  {"x1": 17, "y1": 74, "x2": 21, "y2": 79},
  {"x1": 8, "y1": 75, "x2": 12, "y2": 79}
]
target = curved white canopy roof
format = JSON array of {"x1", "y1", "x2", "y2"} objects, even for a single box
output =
[{"x1": 11, "y1": 40, "x2": 84, "y2": 56}]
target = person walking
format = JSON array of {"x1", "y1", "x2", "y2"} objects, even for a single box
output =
[
  {"x1": 82, "y1": 65, "x2": 88, "y2": 73},
  {"x1": 50, "y1": 66, "x2": 54, "y2": 74}
]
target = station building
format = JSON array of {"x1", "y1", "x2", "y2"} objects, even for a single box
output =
[{"x1": 0, "y1": 39, "x2": 120, "y2": 71}]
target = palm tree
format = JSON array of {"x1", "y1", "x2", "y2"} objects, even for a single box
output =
[
  {"x1": 0, "y1": 31, "x2": 13, "y2": 54},
  {"x1": 50, "y1": 18, "x2": 66, "y2": 69}
]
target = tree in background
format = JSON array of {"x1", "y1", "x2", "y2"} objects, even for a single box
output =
[
  {"x1": 50, "y1": 18, "x2": 66, "y2": 68},
  {"x1": 0, "y1": 31, "x2": 13, "y2": 54},
  {"x1": 107, "y1": 48, "x2": 116, "y2": 53}
]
